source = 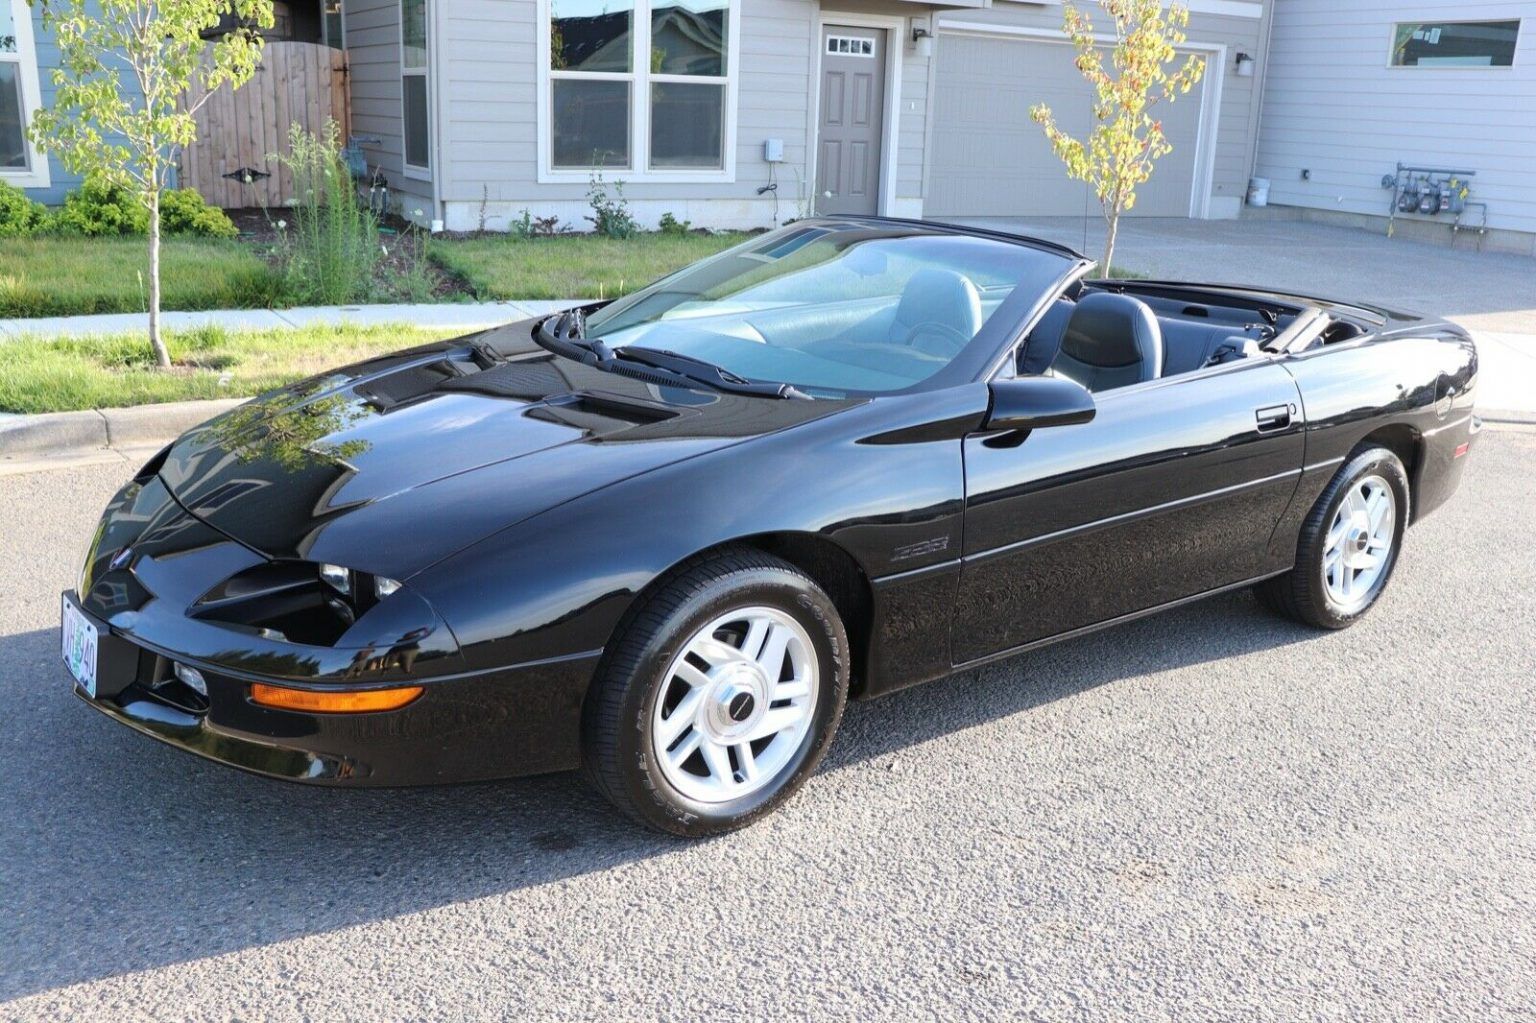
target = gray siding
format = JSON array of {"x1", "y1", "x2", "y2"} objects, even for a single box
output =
[
  {"x1": 934, "y1": 0, "x2": 1269, "y2": 216},
  {"x1": 1254, "y1": 0, "x2": 1536, "y2": 234}
]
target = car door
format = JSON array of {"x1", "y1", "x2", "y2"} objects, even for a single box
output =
[{"x1": 954, "y1": 357, "x2": 1306, "y2": 664}]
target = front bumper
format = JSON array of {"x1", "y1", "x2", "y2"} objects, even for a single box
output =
[{"x1": 67, "y1": 593, "x2": 599, "y2": 786}]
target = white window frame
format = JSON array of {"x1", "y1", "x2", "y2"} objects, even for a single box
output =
[
  {"x1": 536, "y1": 0, "x2": 740, "y2": 184},
  {"x1": 0, "y1": 0, "x2": 50, "y2": 189},
  {"x1": 399, "y1": 0, "x2": 431, "y2": 179}
]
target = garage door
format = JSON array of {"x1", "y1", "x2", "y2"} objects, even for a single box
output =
[{"x1": 927, "y1": 33, "x2": 1205, "y2": 218}]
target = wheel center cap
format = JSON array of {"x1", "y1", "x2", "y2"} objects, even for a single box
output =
[
  {"x1": 727, "y1": 691, "x2": 755, "y2": 722},
  {"x1": 707, "y1": 665, "x2": 767, "y2": 737}
]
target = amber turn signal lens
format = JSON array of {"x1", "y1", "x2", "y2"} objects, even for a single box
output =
[{"x1": 249, "y1": 682, "x2": 423, "y2": 713}]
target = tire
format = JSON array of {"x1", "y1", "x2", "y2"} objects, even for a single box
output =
[
  {"x1": 581, "y1": 549, "x2": 849, "y2": 836},
  {"x1": 1256, "y1": 445, "x2": 1411, "y2": 629}
]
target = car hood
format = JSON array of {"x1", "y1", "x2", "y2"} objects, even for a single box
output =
[{"x1": 157, "y1": 322, "x2": 847, "y2": 579}]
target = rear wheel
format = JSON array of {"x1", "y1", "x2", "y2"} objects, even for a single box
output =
[
  {"x1": 1257, "y1": 445, "x2": 1410, "y2": 629},
  {"x1": 581, "y1": 550, "x2": 848, "y2": 836}
]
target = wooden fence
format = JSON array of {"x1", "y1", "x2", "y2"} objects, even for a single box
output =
[{"x1": 178, "y1": 42, "x2": 350, "y2": 209}]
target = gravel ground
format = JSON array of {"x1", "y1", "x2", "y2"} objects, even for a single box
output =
[{"x1": 1, "y1": 429, "x2": 1533, "y2": 1022}]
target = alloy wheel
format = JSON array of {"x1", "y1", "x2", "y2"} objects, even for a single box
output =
[
  {"x1": 651, "y1": 606, "x2": 819, "y2": 804},
  {"x1": 1322, "y1": 474, "x2": 1395, "y2": 612}
]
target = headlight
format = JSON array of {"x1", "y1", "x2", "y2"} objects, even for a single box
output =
[
  {"x1": 375, "y1": 576, "x2": 402, "y2": 599},
  {"x1": 319, "y1": 563, "x2": 352, "y2": 595}
]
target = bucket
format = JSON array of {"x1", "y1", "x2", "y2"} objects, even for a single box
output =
[{"x1": 1247, "y1": 177, "x2": 1271, "y2": 207}]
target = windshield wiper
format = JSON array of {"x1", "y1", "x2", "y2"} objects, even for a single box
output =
[
  {"x1": 535, "y1": 313, "x2": 809, "y2": 399},
  {"x1": 614, "y1": 347, "x2": 810, "y2": 399}
]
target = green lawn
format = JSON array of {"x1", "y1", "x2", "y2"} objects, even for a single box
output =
[
  {"x1": 430, "y1": 231, "x2": 753, "y2": 301},
  {"x1": 0, "y1": 237, "x2": 282, "y2": 318},
  {"x1": 0, "y1": 323, "x2": 454, "y2": 414}
]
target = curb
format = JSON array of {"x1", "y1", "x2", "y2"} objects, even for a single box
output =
[{"x1": 1, "y1": 398, "x2": 241, "y2": 462}]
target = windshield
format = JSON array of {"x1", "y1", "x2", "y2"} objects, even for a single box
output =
[{"x1": 583, "y1": 220, "x2": 1074, "y2": 396}]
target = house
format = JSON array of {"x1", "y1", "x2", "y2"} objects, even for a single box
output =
[
  {"x1": 16, "y1": 0, "x2": 1523, "y2": 253},
  {"x1": 338, "y1": 0, "x2": 1275, "y2": 231},
  {"x1": 3, "y1": 0, "x2": 1272, "y2": 229},
  {"x1": 1252, "y1": 2, "x2": 1535, "y2": 254}
]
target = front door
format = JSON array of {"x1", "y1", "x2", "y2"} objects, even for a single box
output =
[
  {"x1": 817, "y1": 26, "x2": 886, "y2": 216},
  {"x1": 954, "y1": 360, "x2": 1306, "y2": 664}
]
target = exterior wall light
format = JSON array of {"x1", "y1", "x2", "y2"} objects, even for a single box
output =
[
  {"x1": 912, "y1": 23, "x2": 934, "y2": 59},
  {"x1": 1235, "y1": 51, "x2": 1255, "y2": 77}
]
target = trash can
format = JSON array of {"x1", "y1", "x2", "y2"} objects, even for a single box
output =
[{"x1": 1247, "y1": 177, "x2": 1271, "y2": 207}]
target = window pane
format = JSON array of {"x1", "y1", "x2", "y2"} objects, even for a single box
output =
[
  {"x1": 402, "y1": 0, "x2": 427, "y2": 69},
  {"x1": 552, "y1": 78, "x2": 630, "y2": 168},
  {"x1": 403, "y1": 74, "x2": 429, "y2": 168},
  {"x1": 1392, "y1": 20, "x2": 1519, "y2": 67},
  {"x1": 1, "y1": 1, "x2": 16, "y2": 53},
  {"x1": 650, "y1": 0, "x2": 726, "y2": 76},
  {"x1": 649, "y1": 82, "x2": 723, "y2": 169},
  {"x1": 0, "y1": 64, "x2": 25, "y2": 169},
  {"x1": 323, "y1": 0, "x2": 344, "y2": 50},
  {"x1": 551, "y1": 0, "x2": 632, "y2": 72}
]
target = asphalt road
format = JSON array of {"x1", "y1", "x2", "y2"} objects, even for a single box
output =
[{"x1": 2, "y1": 430, "x2": 1534, "y2": 1022}]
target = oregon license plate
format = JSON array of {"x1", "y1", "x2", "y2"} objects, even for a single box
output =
[{"x1": 61, "y1": 597, "x2": 99, "y2": 697}]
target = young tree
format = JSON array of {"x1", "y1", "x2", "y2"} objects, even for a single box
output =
[
  {"x1": 28, "y1": 0, "x2": 273, "y2": 369},
  {"x1": 1030, "y1": 0, "x2": 1205, "y2": 273}
]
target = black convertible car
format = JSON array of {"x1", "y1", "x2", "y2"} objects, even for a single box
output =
[{"x1": 63, "y1": 217, "x2": 1479, "y2": 835}]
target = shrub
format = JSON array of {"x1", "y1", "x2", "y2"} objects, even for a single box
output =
[
  {"x1": 272, "y1": 120, "x2": 380, "y2": 304},
  {"x1": 160, "y1": 188, "x2": 239, "y2": 239},
  {"x1": 0, "y1": 181, "x2": 52, "y2": 237},
  {"x1": 56, "y1": 175, "x2": 150, "y2": 236},
  {"x1": 657, "y1": 212, "x2": 692, "y2": 236},
  {"x1": 586, "y1": 170, "x2": 637, "y2": 239}
]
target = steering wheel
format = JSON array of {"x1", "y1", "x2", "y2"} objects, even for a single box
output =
[{"x1": 898, "y1": 321, "x2": 971, "y2": 358}]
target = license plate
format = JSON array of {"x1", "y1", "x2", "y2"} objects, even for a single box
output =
[{"x1": 61, "y1": 597, "x2": 99, "y2": 697}]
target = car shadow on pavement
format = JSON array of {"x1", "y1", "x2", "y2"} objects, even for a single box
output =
[{"x1": 0, "y1": 589, "x2": 1313, "y2": 1000}]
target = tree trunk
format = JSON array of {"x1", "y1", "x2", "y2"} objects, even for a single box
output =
[
  {"x1": 147, "y1": 192, "x2": 171, "y2": 370},
  {"x1": 1101, "y1": 212, "x2": 1120, "y2": 278}
]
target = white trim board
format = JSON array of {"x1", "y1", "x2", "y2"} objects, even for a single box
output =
[
  {"x1": 1000, "y1": 0, "x2": 1262, "y2": 18},
  {"x1": 809, "y1": 11, "x2": 905, "y2": 218},
  {"x1": 935, "y1": 23, "x2": 1226, "y2": 219}
]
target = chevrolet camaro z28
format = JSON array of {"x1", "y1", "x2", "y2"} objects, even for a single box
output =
[{"x1": 62, "y1": 217, "x2": 1479, "y2": 835}]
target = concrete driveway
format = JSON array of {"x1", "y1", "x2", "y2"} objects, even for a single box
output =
[
  {"x1": 956, "y1": 216, "x2": 1536, "y2": 417},
  {"x1": 2, "y1": 426, "x2": 1534, "y2": 1021}
]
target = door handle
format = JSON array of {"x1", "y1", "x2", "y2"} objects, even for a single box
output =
[{"x1": 1255, "y1": 404, "x2": 1293, "y2": 431}]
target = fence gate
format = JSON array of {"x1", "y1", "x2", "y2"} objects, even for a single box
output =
[{"x1": 178, "y1": 41, "x2": 350, "y2": 209}]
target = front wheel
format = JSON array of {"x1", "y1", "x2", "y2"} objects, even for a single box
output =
[
  {"x1": 1257, "y1": 445, "x2": 1410, "y2": 629},
  {"x1": 581, "y1": 550, "x2": 849, "y2": 836}
]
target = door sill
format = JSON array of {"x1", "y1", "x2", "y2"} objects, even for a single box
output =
[{"x1": 952, "y1": 569, "x2": 1290, "y2": 673}]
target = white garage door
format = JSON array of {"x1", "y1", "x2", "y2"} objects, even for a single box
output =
[{"x1": 927, "y1": 33, "x2": 1206, "y2": 218}]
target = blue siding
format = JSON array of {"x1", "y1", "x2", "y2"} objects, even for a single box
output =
[{"x1": 24, "y1": 0, "x2": 141, "y2": 204}]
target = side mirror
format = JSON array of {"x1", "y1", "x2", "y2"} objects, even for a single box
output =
[{"x1": 984, "y1": 376, "x2": 1096, "y2": 432}]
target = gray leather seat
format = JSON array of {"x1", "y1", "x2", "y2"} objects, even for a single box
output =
[
  {"x1": 888, "y1": 268, "x2": 982, "y2": 354},
  {"x1": 1052, "y1": 292, "x2": 1163, "y2": 391}
]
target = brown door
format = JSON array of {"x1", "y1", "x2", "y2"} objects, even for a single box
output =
[{"x1": 817, "y1": 27, "x2": 887, "y2": 216}]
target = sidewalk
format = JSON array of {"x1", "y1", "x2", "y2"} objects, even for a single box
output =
[{"x1": 0, "y1": 299, "x2": 582, "y2": 341}]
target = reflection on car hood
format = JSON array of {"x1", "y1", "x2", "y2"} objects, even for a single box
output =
[{"x1": 157, "y1": 323, "x2": 847, "y2": 579}]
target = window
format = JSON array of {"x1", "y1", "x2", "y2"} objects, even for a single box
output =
[
  {"x1": 583, "y1": 223, "x2": 1074, "y2": 396},
  {"x1": 543, "y1": 0, "x2": 735, "y2": 178},
  {"x1": 1391, "y1": 20, "x2": 1520, "y2": 67},
  {"x1": 401, "y1": 0, "x2": 429, "y2": 172},
  {"x1": 1, "y1": 0, "x2": 48, "y2": 187}
]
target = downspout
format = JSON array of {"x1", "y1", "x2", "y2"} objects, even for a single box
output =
[
  {"x1": 1245, "y1": 0, "x2": 1277, "y2": 189},
  {"x1": 429, "y1": 0, "x2": 446, "y2": 229}
]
